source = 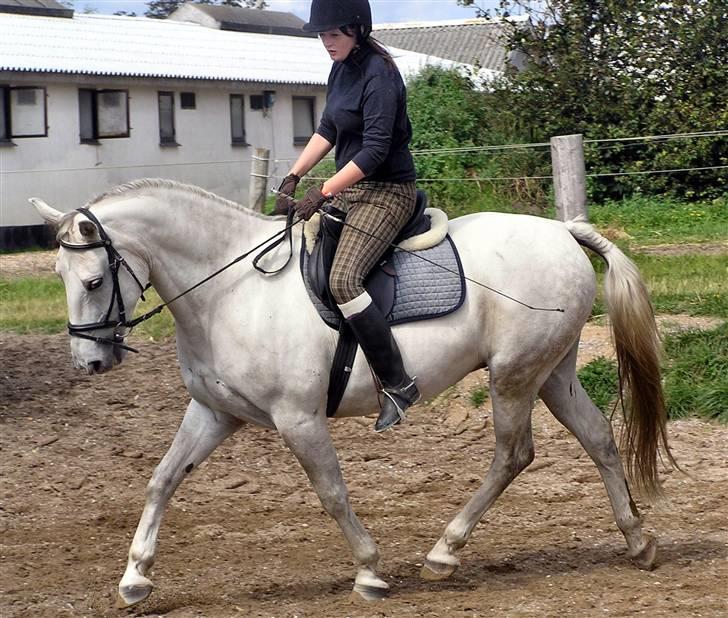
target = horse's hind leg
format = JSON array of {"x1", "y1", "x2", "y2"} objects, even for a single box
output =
[
  {"x1": 274, "y1": 410, "x2": 387, "y2": 600},
  {"x1": 538, "y1": 342, "x2": 657, "y2": 569},
  {"x1": 117, "y1": 399, "x2": 243, "y2": 608},
  {"x1": 423, "y1": 385, "x2": 535, "y2": 580}
]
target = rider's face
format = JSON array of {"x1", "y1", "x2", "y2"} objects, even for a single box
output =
[{"x1": 319, "y1": 29, "x2": 357, "y2": 62}]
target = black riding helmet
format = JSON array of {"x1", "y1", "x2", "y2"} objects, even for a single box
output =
[{"x1": 303, "y1": 0, "x2": 373, "y2": 38}]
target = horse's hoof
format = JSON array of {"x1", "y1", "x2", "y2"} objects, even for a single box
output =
[
  {"x1": 351, "y1": 583, "x2": 389, "y2": 601},
  {"x1": 351, "y1": 567, "x2": 389, "y2": 601},
  {"x1": 631, "y1": 535, "x2": 658, "y2": 571},
  {"x1": 116, "y1": 578, "x2": 153, "y2": 608},
  {"x1": 421, "y1": 558, "x2": 458, "y2": 581}
]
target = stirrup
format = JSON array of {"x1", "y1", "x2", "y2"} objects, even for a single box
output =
[{"x1": 374, "y1": 379, "x2": 420, "y2": 433}]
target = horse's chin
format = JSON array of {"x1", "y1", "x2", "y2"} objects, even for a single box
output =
[
  {"x1": 76, "y1": 359, "x2": 113, "y2": 375},
  {"x1": 72, "y1": 340, "x2": 127, "y2": 374}
]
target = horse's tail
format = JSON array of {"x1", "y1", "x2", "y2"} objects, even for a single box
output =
[{"x1": 565, "y1": 216, "x2": 676, "y2": 498}]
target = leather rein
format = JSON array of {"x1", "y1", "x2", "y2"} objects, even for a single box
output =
[{"x1": 60, "y1": 207, "x2": 297, "y2": 354}]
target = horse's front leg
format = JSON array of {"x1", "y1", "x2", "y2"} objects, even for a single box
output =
[
  {"x1": 117, "y1": 399, "x2": 243, "y2": 608},
  {"x1": 275, "y1": 409, "x2": 388, "y2": 600}
]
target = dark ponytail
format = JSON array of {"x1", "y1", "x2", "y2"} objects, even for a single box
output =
[
  {"x1": 367, "y1": 36, "x2": 398, "y2": 69},
  {"x1": 340, "y1": 24, "x2": 398, "y2": 70}
]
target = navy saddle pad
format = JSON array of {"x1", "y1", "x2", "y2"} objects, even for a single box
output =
[{"x1": 300, "y1": 229, "x2": 467, "y2": 330}]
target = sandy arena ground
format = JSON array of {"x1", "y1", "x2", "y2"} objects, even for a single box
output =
[{"x1": 1, "y1": 310, "x2": 726, "y2": 617}]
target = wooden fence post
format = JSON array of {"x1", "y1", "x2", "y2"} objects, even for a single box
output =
[
  {"x1": 248, "y1": 147, "x2": 270, "y2": 212},
  {"x1": 550, "y1": 134, "x2": 588, "y2": 222}
]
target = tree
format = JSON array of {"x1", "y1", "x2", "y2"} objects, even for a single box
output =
[
  {"x1": 471, "y1": 0, "x2": 728, "y2": 200},
  {"x1": 145, "y1": 0, "x2": 268, "y2": 20}
]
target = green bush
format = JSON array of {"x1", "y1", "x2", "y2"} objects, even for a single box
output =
[
  {"x1": 407, "y1": 66, "x2": 550, "y2": 215},
  {"x1": 482, "y1": 0, "x2": 728, "y2": 202}
]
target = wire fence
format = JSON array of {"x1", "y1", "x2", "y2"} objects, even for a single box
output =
[{"x1": 3, "y1": 129, "x2": 726, "y2": 184}]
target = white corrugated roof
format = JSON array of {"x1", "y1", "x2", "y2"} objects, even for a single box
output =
[{"x1": 0, "y1": 12, "x2": 492, "y2": 85}]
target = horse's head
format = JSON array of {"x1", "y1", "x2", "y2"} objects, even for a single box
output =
[{"x1": 31, "y1": 198, "x2": 150, "y2": 374}]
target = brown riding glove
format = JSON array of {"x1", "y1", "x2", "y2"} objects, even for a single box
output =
[
  {"x1": 273, "y1": 173, "x2": 300, "y2": 215},
  {"x1": 294, "y1": 186, "x2": 331, "y2": 221}
]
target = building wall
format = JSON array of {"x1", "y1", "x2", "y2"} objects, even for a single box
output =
[{"x1": 0, "y1": 72, "x2": 326, "y2": 235}]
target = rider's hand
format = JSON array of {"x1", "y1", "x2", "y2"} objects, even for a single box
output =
[
  {"x1": 273, "y1": 174, "x2": 300, "y2": 215},
  {"x1": 294, "y1": 186, "x2": 331, "y2": 221}
]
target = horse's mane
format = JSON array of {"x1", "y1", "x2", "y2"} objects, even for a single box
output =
[{"x1": 86, "y1": 178, "x2": 277, "y2": 222}]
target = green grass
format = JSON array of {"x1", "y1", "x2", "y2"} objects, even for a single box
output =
[
  {"x1": 0, "y1": 277, "x2": 68, "y2": 334},
  {"x1": 446, "y1": 192, "x2": 728, "y2": 245},
  {"x1": 589, "y1": 195, "x2": 728, "y2": 245},
  {"x1": 577, "y1": 356, "x2": 620, "y2": 413},
  {"x1": 469, "y1": 387, "x2": 488, "y2": 408},
  {"x1": 591, "y1": 252, "x2": 728, "y2": 318},
  {"x1": 0, "y1": 276, "x2": 176, "y2": 339},
  {"x1": 578, "y1": 323, "x2": 727, "y2": 422},
  {"x1": 662, "y1": 323, "x2": 728, "y2": 422}
]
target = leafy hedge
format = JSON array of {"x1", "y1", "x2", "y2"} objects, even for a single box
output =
[{"x1": 410, "y1": 0, "x2": 727, "y2": 210}]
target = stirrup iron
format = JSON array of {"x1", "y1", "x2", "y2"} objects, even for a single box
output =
[{"x1": 374, "y1": 378, "x2": 420, "y2": 433}]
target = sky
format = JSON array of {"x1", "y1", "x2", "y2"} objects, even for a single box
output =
[{"x1": 70, "y1": 0, "x2": 500, "y2": 23}]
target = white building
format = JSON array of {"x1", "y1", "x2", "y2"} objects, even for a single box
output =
[{"x1": 0, "y1": 2, "x2": 482, "y2": 248}]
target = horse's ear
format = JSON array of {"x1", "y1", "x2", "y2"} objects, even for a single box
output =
[
  {"x1": 78, "y1": 219, "x2": 98, "y2": 238},
  {"x1": 29, "y1": 198, "x2": 64, "y2": 227}
]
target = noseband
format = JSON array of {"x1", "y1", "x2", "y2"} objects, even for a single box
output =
[{"x1": 60, "y1": 208, "x2": 150, "y2": 354}]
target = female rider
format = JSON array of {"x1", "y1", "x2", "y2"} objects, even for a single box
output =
[{"x1": 275, "y1": 0, "x2": 419, "y2": 432}]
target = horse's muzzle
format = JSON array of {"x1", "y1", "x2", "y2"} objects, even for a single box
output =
[{"x1": 85, "y1": 359, "x2": 106, "y2": 375}]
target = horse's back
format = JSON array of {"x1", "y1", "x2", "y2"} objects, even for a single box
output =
[
  {"x1": 449, "y1": 211, "x2": 595, "y2": 301},
  {"x1": 447, "y1": 211, "x2": 597, "y2": 379}
]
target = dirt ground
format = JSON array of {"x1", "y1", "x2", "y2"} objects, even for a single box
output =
[{"x1": 1, "y1": 310, "x2": 726, "y2": 618}]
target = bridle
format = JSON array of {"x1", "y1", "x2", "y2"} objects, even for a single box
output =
[
  {"x1": 59, "y1": 208, "x2": 150, "y2": 354},
  {"x1": 59, "y1": 206, "x2": 298, "y2": 354}
]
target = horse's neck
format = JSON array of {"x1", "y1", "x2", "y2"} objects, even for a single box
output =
[{"x1": 105, "y1": 188, "x2": 281, "y2": 314}]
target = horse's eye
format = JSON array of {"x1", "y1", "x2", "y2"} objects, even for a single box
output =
[{"x1": 85, "y1": 277, "x2": 103, "y2": 291}]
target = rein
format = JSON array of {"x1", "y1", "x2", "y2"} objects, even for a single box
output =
[
  {"x1": 62, "y1": 196, "x2": 561, "y2": 356},
  {"x1": 276, "y1": 188, "x2": 564, "y2": 313},
  {"x1": 62, "y1": 207, "x2": 297, "y2": 353},
  {"x1": 320, "y1": 212, "x2": 565, "y2": 314}
]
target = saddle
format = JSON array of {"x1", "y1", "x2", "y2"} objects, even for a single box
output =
[
  {"x1": 306, "y1": 190, "x2": 431, "y2": 318},
  {"x1": 299, "y1": 190, "x2": 466, "y2": 417}
]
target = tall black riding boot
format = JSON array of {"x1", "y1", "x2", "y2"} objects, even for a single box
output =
[{"x1": 345, "y1": 301, "x2": 420, "y2": 432}]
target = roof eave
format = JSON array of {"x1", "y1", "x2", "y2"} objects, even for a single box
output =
[
  {"x1": 0, "y1": 5, "x2": 73, "y2": 18},
  {"x1": 0, "y1": 67, "x2": 326, "y2": 86}
]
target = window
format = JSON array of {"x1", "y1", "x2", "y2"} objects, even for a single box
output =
[
  {"x1": 79, "y1": 89, "x2": 130, "y2": 142},
  {"x1": 292, "y1": 97, "x2": 315, "y2": 145},
  {"x1": 180, "y1": 92, "x2": 196, "y2": 110},
  {"x1": 0, "y1": 87, "x2": 9, "y2": 141},
  {"x1": 230, "y1": 94, "x2": 247, "y2": 145},
  {"x1": 158, "y1": 91, "x2": 177, "y2": 145},
  {"x1": 0, "y1": 86, "x2": 47, "y2": 139}
]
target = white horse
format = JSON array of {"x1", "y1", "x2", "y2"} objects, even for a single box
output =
[{"x1": 31, "y1": 179, "x2": 673, "y2": 608}]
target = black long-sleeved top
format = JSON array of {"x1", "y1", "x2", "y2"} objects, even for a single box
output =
[{"x1": 316, "y1": 43, "x2": 417, "y2": 183}]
